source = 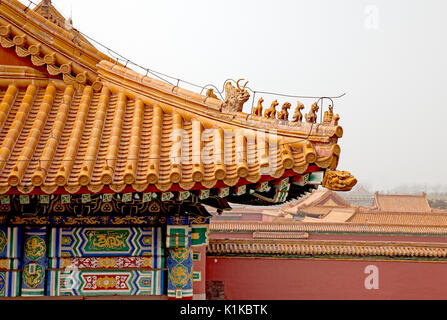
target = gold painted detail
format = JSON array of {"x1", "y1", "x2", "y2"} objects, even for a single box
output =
[
  {"x1": 61, "y1": 236, "x2": 71, "y2": 245},
  {"x1": 142, "y1": 236, "x2": 152, "y2": 246},
  {"x1": 170, "y1": 264, "x2": 190, "y2": 288},
  {"x1": 170, "y1": 248, "x2": 190, "y2": 264},
  {"x1": 97, "y1": 258, "x2": 117, "y2": 268},
  {"x1": 322, "y1": 169, "x2": 357, "y2": 191},
  {"x1": 84, "y1": 230, "x2": 130, "y2": 252},
  {"x1": 23, "y1": 263, "x2": 45, "y2": 288},
  {"x1": 24, "y1": 236, "x2": 46, "y2": 261}
]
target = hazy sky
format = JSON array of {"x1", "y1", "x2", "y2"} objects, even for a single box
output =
[{"x1": 27, "y1": 0, "x2": 447, "y2": 191}]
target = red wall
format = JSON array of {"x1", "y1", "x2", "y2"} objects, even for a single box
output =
[{"x1": 206, "y1": 256, "x2": 447, "y2": 300}]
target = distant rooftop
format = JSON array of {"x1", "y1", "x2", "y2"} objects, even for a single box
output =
[
  {"x1": 373, "y1": 192, "x2": 431, "y2": 213},
  {"x1": 337, "y1": 185, "x2": 374, "y2": 207}
]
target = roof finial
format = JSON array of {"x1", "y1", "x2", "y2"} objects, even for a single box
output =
[
  {"x1": 40, "y1": 0, "x2": 51, "y2": 17},
  {"x1": 65, "y1": 4, "x2": 73, "y2": 30}
]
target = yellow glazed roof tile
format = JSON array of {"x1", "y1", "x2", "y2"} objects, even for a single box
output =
[
  {"x1": 373, "y1": 192, "x2": 431, "y2": 213},
  {"x1": 0, "y1": 70, "x2": 341, "y2": 194},
  {"x1": 210, "y1": 221, "x2": 447, "y2": 235},
  {"x1": 0, "y1": 1, "x2": 352, "y2": 196},
  {"x1": 208, "y1": 239, "x2": 447, "y2": 258}
]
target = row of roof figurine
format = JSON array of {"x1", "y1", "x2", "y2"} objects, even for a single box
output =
[
  {"x1": 207, "y1": 79, "x2": 340, "y2": 126},
  {"x1": 251, "y1": 99, "x2": 339, "y2": 125}
]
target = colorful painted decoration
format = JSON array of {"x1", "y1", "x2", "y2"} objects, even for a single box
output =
[
  {"x1": 9, "y1": 215, "x2": 165, "y2": 226},
  {"x1": 102, "y1": 194, "x2": 113, "y2": 202},
  {"x1": 293, "y1": 173, "x2": 309, "y2": 186},
  {"x1": 167, "y1": 216, "x2": 189, "y2": 226},
  {"x1": 167, "y1": 226, "x2": 189, "y2": 248},
  {"x1": 45, "y1": 226, "x2": 165, "y2": 297},
  {"x1": 21, "y1": 227, "x2": 47, "y2": 296},
  {"x1": 162, "y1": 192, "x2": 174, "y2": 201},
  {"x1": 0, "y1": 271, "x2": 20, "y2": 297},
  {"x1": 122, "y1": 193, "x2": 132, "y2": 202},
  {"x1": 218, "y1": 187, "x2": 230, "y2": 198},
  {"x1": 0, "y1": 258, "x2": 21, "y2": 271},
  {"x1": 273, "y1": 190, "x2": 289, "y2": 203},
  {"x1": 49, "y1": 227, "x2": 163, "y2": 259},
  {"x1": 23, "y1": 263, "x2": 45, "y2": 289},
  {"x1": 191, "y1": 225, "x2": 209, "y2": 247},
  {"x1": 19, "y1": 195, "x2": 30, "y2": 205},
  {"x1": 0, "y1": 195, "x2": 9, "y2": 205},
  {"x1": 274, "y1": 177, "x2": 290, "y2": 191},
  {"x1": 143, "y1": 193, "x2": 152, "y2": 203},
  {"x1": 273, "y1": 177, "x2": 290, "y2": 202},
  {"x1": 256, "y1": 181, "x2": 270, "y2": 193},
  {"x1": 199, "y1": 189, "x2": 209, "y2": 200},
  {"x1": 235, "y1": 185, "x2": 246, "y2": 196},
  {"x1": 39, "y1": 195, "x2": 49, "y2": 204},
  {"x1": 81, "y1": 193, "x2": 91, "y2": 203},
  {"x1": 178, "y1": 191, "x2": 190, "y2": 201},
  {"x1": 0, "y1": 227, "x2": 21, "y2": 259},
  {"x1": 24, "y1": 236, "x2": 46, "y2": 261},
  {"x1": 0, "y1": 230, "x2": 6, "y2": 256},
  {"x1": 48, "y1": 256, "x2": 155, "y2": 270},
  {"x1": 192, "y1": 271, "x2": 201, "y2": 282},
  {"x1": 61, "y1": 194, "x2": 70, "y2": 204},
  {"x1": 189, "y1": 216, "x2": 210, "y2": 225},
  {"x1": 47, "y1": 270, "x2": 163, "y2": 296},
  {"x1": 167, "y1": 216, "x2": 190, "y2": 249},
  {"x1": 309, "y1": 171, "x2": 324, "y2": 185},
  {"x1": 192, "y1": 252, "x2": 200, "y2": 261},
  {"x1": 167, "y1": 248, "x2": 193, "y2": 299}
]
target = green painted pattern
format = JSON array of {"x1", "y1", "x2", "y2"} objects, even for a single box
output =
[
  {"x1": 24, "y1": 236, "x2": 46, "y2": 261},
  {"x1": 0, "y1": 230, "x2": 6, "y2": 254},
  {"x1": 23, "y1": 263, "x2": 45, "y2": 289},
  {"x1": 84, "y1": 229, "x2": 131, "y2": 253}
]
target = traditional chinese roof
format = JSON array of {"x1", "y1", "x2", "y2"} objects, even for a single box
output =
[
  {"x1": 252, "y1": 231, "x2": 308, "y2": 239},
  {"x1": 208, "y1": 238, "x2": 447, "y2": 259},
  {"x1": 210, "y1": 221, "x2": 447, "y2": 235},
  {"x1": 0, "y1": 0, "x2": 351, "y2": 202},
  {"x1": 320, "y1": 208, "x2": 357, "y2": 222},
  {"x1": 337, "y1": 185, "x2": 374, "y2": 207},
  {"x1": 282, "y1": 189, "x2": 353, "y2": 217},
  {"x1": 372, "y1": 192, "x2": 432, "y2": 213},
  {"x1": 348, "y1": 210, "x2": 447, "y2": 226}
]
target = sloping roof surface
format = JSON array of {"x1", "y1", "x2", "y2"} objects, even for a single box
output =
[
  {"x1": 349, "y1": 211, "x2": 447, "y2": 226},
  {"x1": 374, "y1": 193, "x2": 431, "y2": 213},
  {"x1": 0, "y1": 0, "x2": 343, "y2": 195}
]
